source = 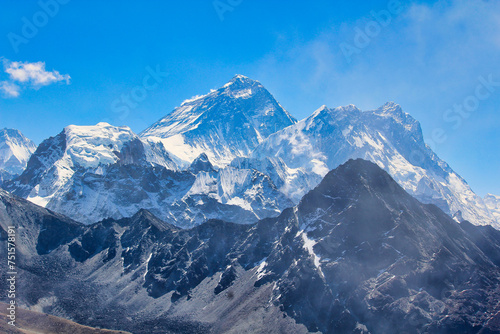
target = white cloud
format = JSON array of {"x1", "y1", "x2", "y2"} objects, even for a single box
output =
[
  {"x1": 0, "y1": 58, "x2": 71, "y2": 98},
  {"x1": 5, "y1": 60, "x2": 70, "y2": 86}
]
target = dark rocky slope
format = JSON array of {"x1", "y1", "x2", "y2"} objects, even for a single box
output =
[{"x1": 1, "y1": 159, "x2": 500, "y2": 333}]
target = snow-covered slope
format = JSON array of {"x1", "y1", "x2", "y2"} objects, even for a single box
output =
[
  {"x1": 229, "y1": 156, "x2": 323, "y2": 203},
  {"x1": 252, "y1": 102, "x2": 498, "y2": 227},
  {"x1": 140, "y1": 75, "x2": 296, "y2": 166},
  {"x1": 21, "y1": 159, "x2": 290, "y2": 226},
  {"x1": 0, "y1": 128, "x2": 36, "y2": 180},
  {"x1": 485, "y1": 194, "x2": 500, "y2": 223}
]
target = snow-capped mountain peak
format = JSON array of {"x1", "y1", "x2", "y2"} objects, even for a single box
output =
[
  {"x1": 312, "y1": 104, "x2": 361, "y2": 123},
  {"x1": 140, "y1": 75, "x2": 297, "y2": 166},
  {"x1": 376, "y1": 101, "x2": 402, "y2": 115},
  {"x1": 63, "y1": 122, "x2": 137, "y2": 169},
  {"x1": 5, "y1": 122, "x2": 177, "y2": 208},
  {"x1": 5, "y1": 120, "x2": 293, "y2": 226},
  {"x1": 486, "y1": 193, "x2": 500, "y2": 201},
  {"x1": 371, "y1": 101, "x2": 422, "y2": 135},
  {"x1": 0, "y1": 128, "x2": 37, "y2": 178},
  {"x1": 223, "y1": 74, "x2": 259, "y2": 88},
  {"x1": 484, "y1": 193, "x2": 500, "y2": 223},
  {"x1": 308, "y1": 104, "x2": 329, "y2": 120}
]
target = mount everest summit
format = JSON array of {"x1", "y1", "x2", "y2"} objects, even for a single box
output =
[
  {"x1": 2, "y1": 75, "x2": 498, "y2": 229},
  {"x1": 140, "y1": 74, "x2": 296, "y2": 166}
]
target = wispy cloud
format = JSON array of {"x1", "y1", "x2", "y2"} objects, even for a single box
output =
[
  {"x1": 0, "y1": 59, "x2": 71, "y2": 98},
  {"x1": 253, "y1": 0, "x2": 500, "y2": 115}
]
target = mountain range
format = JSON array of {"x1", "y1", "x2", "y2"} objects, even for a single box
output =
[
  {"x1": 2, "y1": 159, "x2": 500, "y2": 333},
  {"x1": 2, "y1": 75, "x2": 497, "y2": 230},
  {"x1": 2, "y1": 75, "x2": 500, "y2": 333},
  {"x1": 3, "y1": 123, "x2": 290, "y2": 226}
]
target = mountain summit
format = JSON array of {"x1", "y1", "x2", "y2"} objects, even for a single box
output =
[{"x1": 140, "y1": 75, "x2": 296, "y2": 166}]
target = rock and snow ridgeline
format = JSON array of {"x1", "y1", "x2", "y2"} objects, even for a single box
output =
[{"x1": 1, "y1": 75, "x2": 498, "y2": 228}]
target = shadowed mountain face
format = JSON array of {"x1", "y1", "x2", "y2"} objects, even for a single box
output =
[{"x1": 1, "y1": 159, "x2": 500, "y2": 333}]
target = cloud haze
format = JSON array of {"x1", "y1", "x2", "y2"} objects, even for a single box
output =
[{"x1": 253, "y1": 0, "x2": 500, "y2": 115}]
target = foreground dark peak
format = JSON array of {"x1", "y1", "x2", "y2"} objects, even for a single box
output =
[
  {"x1": 2, "y1": 159, "x2": 500, "y2": 333},
  {"x1": 301, "y1": 158, "x2": 417, "y2": 213},
  {"x1": 319, "y1": 158, "x2": 401, "y2": 191}
]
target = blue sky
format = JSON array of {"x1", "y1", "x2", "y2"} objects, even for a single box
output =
[{"x1": 0, "y1": 0, "x2": 498, "y2": 196}]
